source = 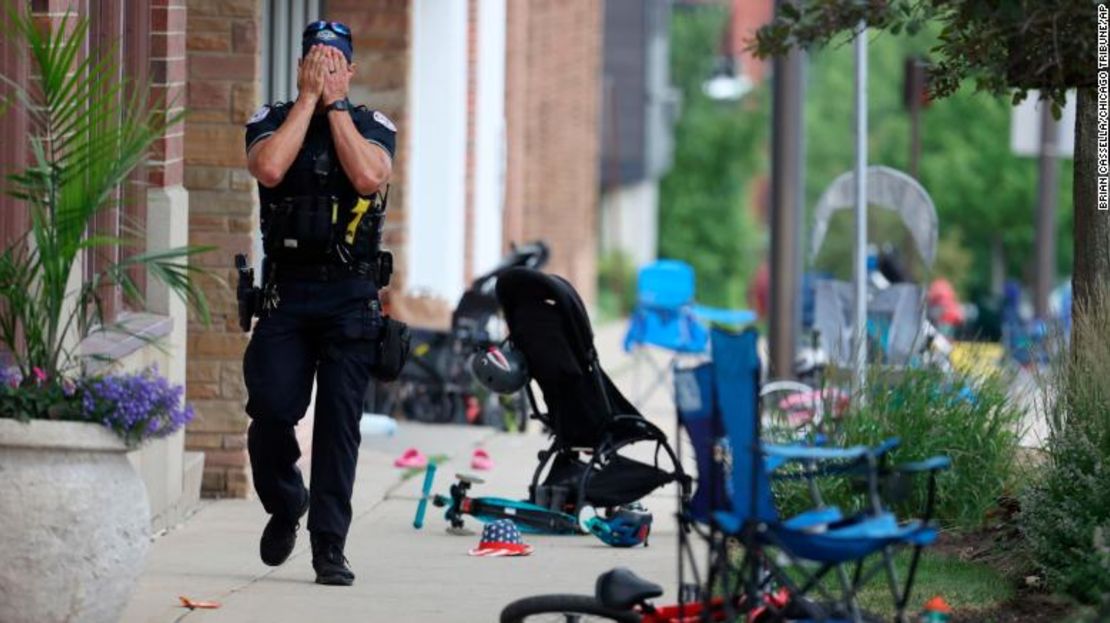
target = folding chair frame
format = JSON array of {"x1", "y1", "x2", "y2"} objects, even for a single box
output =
[
  {"x1": 630, "y1": 345, "x2": 678, "y2": 407},
  {"x1": 704, "y1": 451, "x2": 949, "y2": 623}
]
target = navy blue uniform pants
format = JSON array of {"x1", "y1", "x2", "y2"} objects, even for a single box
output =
[{"x1": 243, "y1": 277, "x2": 380, "y2": 545}]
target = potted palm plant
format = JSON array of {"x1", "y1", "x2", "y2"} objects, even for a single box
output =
[{"x1": 0, "y1": 8, "x2": 210, "y2": 623}]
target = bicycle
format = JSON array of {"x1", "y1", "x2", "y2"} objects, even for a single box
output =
[{"x1": 499, "y1": 567, "x2": 800, "y2": 623}]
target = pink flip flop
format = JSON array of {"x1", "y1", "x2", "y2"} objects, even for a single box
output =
[
  {"x1": 393, "y1": 447, "x2": 428, "y2": 469},
  {"x1": 470, "y1": 448, "x2": 493, "y2": 471}
]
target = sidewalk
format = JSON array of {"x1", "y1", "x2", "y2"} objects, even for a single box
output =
[{"x1": 122, "y1": 321, "x2": 687, "y2": 622}]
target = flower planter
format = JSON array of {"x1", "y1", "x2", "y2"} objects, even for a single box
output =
[{"x1": 0, "y1": 418, "x2": 150, "y2": 623}]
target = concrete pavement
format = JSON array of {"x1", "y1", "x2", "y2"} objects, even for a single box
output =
[
  {"x1": 122, "y1": 322, "x2": 691, "y2": 622},
  {"x1": 120, "y1": 314, "x2": 1042, "y2": 622}
]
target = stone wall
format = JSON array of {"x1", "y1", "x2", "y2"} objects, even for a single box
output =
[{"x1": 182, "y1": 0, "x2": 261, "y2": 498}]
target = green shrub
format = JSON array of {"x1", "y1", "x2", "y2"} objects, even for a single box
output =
[
  {"x1": 597, "y1": 249, "x2": 638, "y2": 320},
  {"x1": 775, "y1": 366, "x2": 1024, "y2": 531},
  {"x1": 1022, "y1": 287, "x2": 1110, "y2": 605}
]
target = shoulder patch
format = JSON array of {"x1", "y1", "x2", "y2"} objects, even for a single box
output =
[
  {"x1": 372, "y1": 110, "x2": 396, "y2": 132},
  {"x1": 247, "y1": 105, "x2": 270, "y2": 125}
]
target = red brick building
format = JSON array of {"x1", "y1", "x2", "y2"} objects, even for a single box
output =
[
  {"x1": 181, "y1": 0, "x2": 604, "y2": 497},
  {"x1": 1, "y1": 0, "x2": 613, "y2": 502},
  {"x1": 504, "y1": 1, "x2": 602, "y2": 302},
  {"x1": 729, "y1": 0, "x2": 772, "y2": 84}
]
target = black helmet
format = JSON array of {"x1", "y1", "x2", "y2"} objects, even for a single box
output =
[{"x1": 470, "y1": 343, "x2": 528, "y2": 394}]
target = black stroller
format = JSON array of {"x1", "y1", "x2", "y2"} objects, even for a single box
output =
[
  {"x1": 365, "y1": 241, "x2": 549, "y2": 429},
  {"x1": 495, "y1": 267, "x2": 689, "y2": 515}
]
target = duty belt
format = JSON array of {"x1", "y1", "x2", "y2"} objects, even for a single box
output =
[
  {"x1": 271, "y1": 251, "x2": 393, "y2": 285},
  {"x1": 273, "y1": 262, "x2": 368, "y2": 282}
]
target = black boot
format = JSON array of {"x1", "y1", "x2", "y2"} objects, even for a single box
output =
[
  {"x1": 311, "y1": 533, "x2": 355, "y2": 586},
  {"x1": 259, "y1": 488, "x2": 309, "y2": 566}
]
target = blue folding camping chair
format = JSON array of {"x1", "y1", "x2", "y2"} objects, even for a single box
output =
[
  {"x1": 674, "y1": 328, "x2": 950, "y2": 623},
  {"x1": 624, "y1": 259, "x2": 755, "y2": 408}
]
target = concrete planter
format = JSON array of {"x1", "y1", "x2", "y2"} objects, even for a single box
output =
[{"x1": 0, "y1": 418, "x2": 150, "y2": 623}]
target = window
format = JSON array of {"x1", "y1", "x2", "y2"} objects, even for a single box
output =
[
  {"x1": 262, "y1": 0, "x2": 325, "y2": 104},
  {"x1": 0, "y1": 3, "x2": 160, "y2": 340},
  {"x1": 86, "y1": 0, "x2": 152, "y2": 321}
]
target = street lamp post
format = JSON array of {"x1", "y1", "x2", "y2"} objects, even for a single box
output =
[
  {"x1": 768, "y1": 21, "x2": 806, "y2": 380},
  {"x1": 1034, "y1": 104, "x2": 1058, "y2": 320},
  {"x1": 853, "y1": 21, "x2": 868, "y2": 395}
]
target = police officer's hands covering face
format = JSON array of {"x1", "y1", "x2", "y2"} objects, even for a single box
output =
[
  {"x1": 321, "y1": 47, "x2": 352, "y2": 107},
  {"x1": 249, "y1": 38, "x2": 391, "y2": 196},
  {"x1": 297, "y1": 44, "x2": 329, "y2": 103}
]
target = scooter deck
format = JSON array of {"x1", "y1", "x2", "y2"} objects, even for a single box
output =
[{"x1": 464, "y1": 496, "x2": 579, "y2": 535}]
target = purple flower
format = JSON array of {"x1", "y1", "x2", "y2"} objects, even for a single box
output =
[
  {"x1": 31, "y1": 367, "x2": 47, "y2": 385},
  {"x1": 79, "y1": 367, "x2": 195, "y2": 445},
  {"x1": 0, "y1": 367, "x2": 21, "y2": 389}
]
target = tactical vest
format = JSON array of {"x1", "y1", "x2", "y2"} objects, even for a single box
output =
[{"x1": 260, "y1": 147, "x2": 391, "y2": 285}]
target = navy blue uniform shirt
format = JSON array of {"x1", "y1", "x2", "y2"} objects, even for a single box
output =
[{"x1": 244, "y1": 102, "x2": 397, "y2": 209}]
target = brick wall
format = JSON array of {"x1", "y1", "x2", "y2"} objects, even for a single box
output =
[
  {"x1": 182, "y1": 0, "x2": 260, "y2": 498},
  {"x1": 504, "y1": 0, "x2": 603, "y2": 306},
  {"x1": 731, "y1": 0, "x2": 773, "y2": 84},
  {"x1": 327, "y1": 0, "x2": 411, "y2": 313},
  {"x1": 324, "y1": 2, "x2": 601, "y2": 313},
  {"x1": 150, "y1": 0, "x2": 185, "y2": 189},
  {"x1": 503, "y1": 1, "x2": 527, "y2": 256}
]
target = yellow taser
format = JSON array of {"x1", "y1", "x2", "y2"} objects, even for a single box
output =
[{"x1": 345, "y1": 197, "x2": 371, "y2": 245}]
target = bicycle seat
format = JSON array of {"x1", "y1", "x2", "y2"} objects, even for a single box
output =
[{"x1": 595, "y1": 567, "x2": 663, "y2": 610}]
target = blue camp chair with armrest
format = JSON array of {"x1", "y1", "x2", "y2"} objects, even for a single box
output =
[
  {"x1": 675, "y1": 328, "x2": 949, "y2": 623},
  {"x1": 623, "y1": 260, "x2": 755, "y2": 407}
]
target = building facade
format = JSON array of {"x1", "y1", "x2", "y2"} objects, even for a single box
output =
[
  {"x1": 598, "y1": 0, "x2": 678, "y2": 268},
  {"x1": 1, "y1": 0, "x2": 618, "y2": 504},
  {"x1": 0, "y1": 0, "x2": 199, "y2": 529},
  {"x1": 183, "y1": 0, "x2": 605, "y2": 497}
]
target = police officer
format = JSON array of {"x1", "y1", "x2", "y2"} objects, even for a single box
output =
[{"x1": 242, "y1": 20, "x2": 395, "y2": 586}]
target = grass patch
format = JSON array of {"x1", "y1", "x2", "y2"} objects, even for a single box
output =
[
  {"x1": 852, "y1": 550, "x2": 1011, "y2": 615},
  {"x1": 778, "y1": 549, "x2": 1012, "y2": 617}
]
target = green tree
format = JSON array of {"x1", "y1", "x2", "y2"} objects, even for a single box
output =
[
  {"x1": 659, "y1": 6, "x2": 767, "y2": 308},
  {"x1": 803, "y1": 27, "x2": 1073, "y2": 299},
  {"x1": 752, "y1": 0, "x2": 1105, "y2": 341}
]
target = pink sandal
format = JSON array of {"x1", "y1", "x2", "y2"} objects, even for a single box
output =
[
  {"x1": 393, "y1": 447, "x2": 428, "y2": 469},
  {"x1": 470, "y1": 448, "x2": 493, "y2": 471}
]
